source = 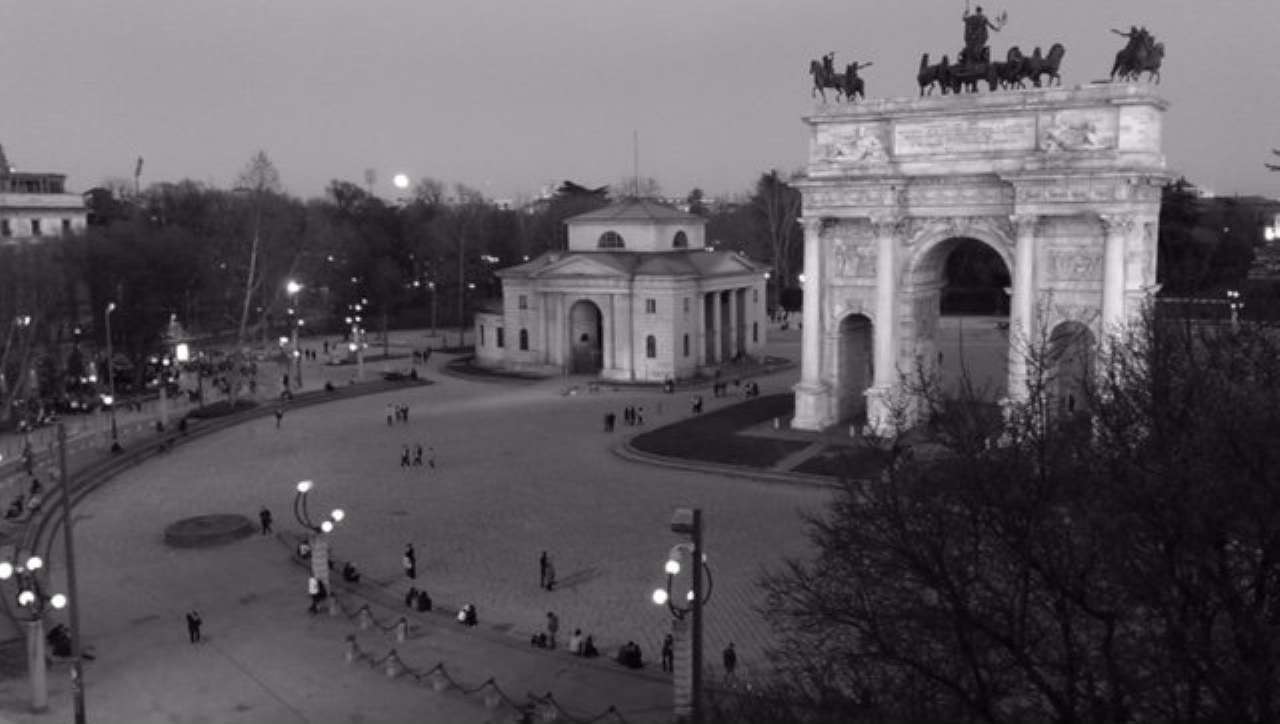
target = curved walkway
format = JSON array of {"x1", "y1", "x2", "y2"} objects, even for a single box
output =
[{"x1": 0, "y1": 326, "x2": 829, "y2": 722}]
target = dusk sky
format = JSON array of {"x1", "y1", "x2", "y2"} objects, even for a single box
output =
[{"x1": 2, "y1": 0, "x2": 1276, "y2": 201}]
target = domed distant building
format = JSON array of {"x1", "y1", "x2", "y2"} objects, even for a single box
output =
[{"x1": 473, "y1": 198, "x2": 768, "y2": 382}]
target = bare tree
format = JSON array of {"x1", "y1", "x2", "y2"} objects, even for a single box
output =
[{"x1": 751, "y1": 170, "x2": 802, "y2": 297}]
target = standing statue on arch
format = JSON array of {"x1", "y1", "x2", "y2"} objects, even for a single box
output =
[{"x1": 961, "y1": 4, "x2": 1006, "y2": 66}]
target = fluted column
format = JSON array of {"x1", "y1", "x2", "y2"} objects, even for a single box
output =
[
  {"x1": 1006, "y1": 214, "x2": 1038, "y2": 402},
  {"x1": 1099, "y1": 213, "x2": 1134, "y2": 337},
  {"x1": 865, "y1": 215, "x2": 899, "y2": 433},
  {"x1": 792, "y1": 217, "x2": 829, "y2": 430}
]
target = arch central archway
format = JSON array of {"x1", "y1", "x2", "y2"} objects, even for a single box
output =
[
  {"x1": 929, "y1": 237, "x2": 1011, "y2": 400},
  {"x1": 568, "y1": 300, "x2": 603, "y2": 374}
]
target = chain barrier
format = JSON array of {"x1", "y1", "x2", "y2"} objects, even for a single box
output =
[{"x1": 342, "y1": 626, "x2": 629, "y2": 723}]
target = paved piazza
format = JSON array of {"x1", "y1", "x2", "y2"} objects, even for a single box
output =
[{"x1": 64, "y1": 327, "x2": 827, "y2": 687}]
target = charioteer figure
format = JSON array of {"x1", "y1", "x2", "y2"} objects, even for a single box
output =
[{"x1": 961, "y1": 5, "x2": 1002, "y2": 65}]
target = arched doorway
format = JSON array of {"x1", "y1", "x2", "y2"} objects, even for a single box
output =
[
  {"x1": 921, "y1": 237, "x2": 1008, "y2": 399},
  {"x1": 1048, "y1": 321, "x2": 1095, "y2": 415},
  {"x1": 836, "y1": 314, "x2": 873, "y2": 423},
  {"x1": 568, "y1": 300, "x2": 603, "y2": 374}
]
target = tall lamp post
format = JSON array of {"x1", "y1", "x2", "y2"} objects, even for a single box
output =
[
  {"x1": 104, "y1": 302, "x2": 120, "y2": 452},
  {"x1": 0, "y1": 553, "x2": 68, "y2": 713},
  {"x1": 1226, "y1": 288, "x2": 1243, "y2": 332},
  {"x1": 285, "y1": 280, "x2": 303, "y2": 389},
  {"x1": 651, "y1": 508, "x2": 712, "y2": 723},
  {"x1": 293, "y1": 480, "x2": 345, "y2": 612}
]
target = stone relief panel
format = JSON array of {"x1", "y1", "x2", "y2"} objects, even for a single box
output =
[
  {"x1": 833, "y1": 238, "x2": 877, "y2": 279},
  {"x1": 804, "y1": 185, "x2": 898, "y2": 209},
  {"x1": 1038, "y1": 109, "x2": 1117, "y2": 152},
  {"x1": 1049, "y1": 249, "x2": 1105, "y2": 282},
  {"x1": 894, "y1": 116, "x2": 1036, "y2": 155},
  {"x1": 814, "y1": 124, "x2": 890, "y2": 165},
  {"x1": 904, "y1": 181, "x2": 1014, "y2": 210}
]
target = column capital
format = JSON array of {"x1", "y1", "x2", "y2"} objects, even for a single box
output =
[
  {"x1": 1098, "y1": 212, "x2": 1137, "y2": 238},
  {"x1": 799, "y1": 217, "x2": 825, "y2": 236},
  {"x1": 868, "y1": 213, "x2": 903, "y2": 236},
  {"x1": 1008, "y1": 213, "x2": 1040, "y2": 237}
]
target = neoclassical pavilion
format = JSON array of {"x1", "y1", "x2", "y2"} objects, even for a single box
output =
[
  {"x1": 474, "y1": 199, "x2": 768, "y2": 381},
  {"x1": 792, "y1": 83, "x2": 1168, "y2": 432}
]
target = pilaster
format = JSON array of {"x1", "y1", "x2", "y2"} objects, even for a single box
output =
[{"x1": 792, "y1": 217, "x2": 831, "y2": 430}]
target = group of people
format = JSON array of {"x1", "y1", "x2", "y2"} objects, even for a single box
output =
[
  {"x1": 404, "y1": 586, "x2": 432, "y2": 612},
  {"x1": 399, "y1": 443, "x2": 435, "y2": 469},
  {"x1": 386, "y1": 402, "x2": 413, "y2": 425},
  {"x1": 411, "y1": 348, "x2": 434, "y2": 365}
]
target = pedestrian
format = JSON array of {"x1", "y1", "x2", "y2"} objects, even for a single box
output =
[
  {"x1": 723, "y1": 642, "x2": 737, "y2": 679},
  {"x1": 635, "y1": 406, "x2": 644, "y2": 425},
  {"x1": 427, "y1": 447, "x2": 436, "y2": 469},
  {"x1": 544, "y1": 555, "x2": 557, "y2": 591},
  {"x1": 274, "y1": 407, "x2": 284, "y2": 428},
  {"x1": 386, "y1": 404, "x2": 394, "y2": 426},
  {"x1": 623, "y1": 406, "x2": 633, "y2": 426},
  {"x1": 400, "y1": 445, "x2": 412, "y2": 468},
  {"x1": 308, "y1": 576, "x2": 323, "y2": 614},
  {"x1": 546, "y1": 611, "x2": 560, "y2": 649},
  {"x1": 661, "y1": 633, "x2": 674, "y2": 672},
  {"x1": 186, "y1": 610, "x2": 202, "y2": 643},
  {"x1": 403, "y1": 543, "x2": 417, "y2": 580},
  {"x1": 539, "y1": 551, "x2": 548, "y2": 589},
  {"x1": 603, "y1": 412, "x2": 615, "y2": 432},
  {"x1": 282, "y1": 373, "x2": 290, "y2": 390},
  {"x1": 402, "y1": 403, "x2": 410, "y2": 423},
  {"x1": 413, "y1": 444, "x2": 423, "y2": 466},
  {"x1": 259, "y1": 507, "x2": 273, "y2": 535},
  {"x1": 323, "y1": 340, "x2": 330, "y2": 354}
]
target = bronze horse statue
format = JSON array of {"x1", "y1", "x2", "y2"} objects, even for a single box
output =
[
  {"x1": 809, "y1": 59, "x2": 843, "y2": 101},
  {"x1": 917, "y1": 53, "x2": 952, "y2": 96},
  {"x1": 1111, "y1": 40, "x2": 1163, "y2": 83},
  {"x1": 1024, "y1": 43, "x2": 1066, "y2": 87}
]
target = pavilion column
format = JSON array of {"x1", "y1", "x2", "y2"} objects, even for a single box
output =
[
  {"x1": 695, "y1": 292, "x2": 707, "y2": 367},
  {"x1": 726, "y1": 288, "x2": 739, "y2": 360},
  {"x1": 1099, "y1": 213, "x2": 1135, "y2": 339},
  {"x1": 866, "y1": 215, "x2": 899, "y2": 433},
  {"x1": 602, "y1": 296, "x2": 615, "y2": 372},
  {"x1": 710, "y1": 291, "x2": 722, "y2": 364},
  {"x1": 792, "y1": 217, "x2": 829, "y2": 431},
  {"x1": 1005, "y1": 214, "x2": 1039, "y2": 402}
]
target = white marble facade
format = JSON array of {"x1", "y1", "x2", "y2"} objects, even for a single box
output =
[{"x1": 793, "y1": 83, "x2": 1168, "y2": 432}]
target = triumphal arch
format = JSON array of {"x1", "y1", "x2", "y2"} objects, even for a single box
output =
[{"x1": 791, "y1": 84, "x2": 1168, "y2": 432}]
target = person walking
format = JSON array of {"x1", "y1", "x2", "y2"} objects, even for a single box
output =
[
  {"x1": 546, "y1": 611, "x2": 560, "y2": 649},
  {"x1": 386, "y1": 404, "x2": 394, "y2": 426},
  {"x1": 274, "y1": 407, "x2": 284, "y2": 428},
  {"x1": 403, "y1": 543, "x2": 417, "y2": 580},
  {"x1": 400, "y1": 445, "x2": 412, "y2": 468},
  {"x1": 413, "y1": 444, "x2": 424, "y2": 466},
  {"x1": 307, "y1": 577, "x2": 323, "y2": 614},
  {"x1": 258, "y1": 507, "x2": 273, "y2": 535},
  {"x1": 427, "y1": 447, "x2": 436, "y2": 470},
  {"x1": 186, "y1": 611, "x2": 202, "y2": 643},
  {"x1": 539, "y1": 551, "x2": 549, "y2": 589},
  {"x1": 661, "y1": 633, "x2": 674, "y2": 672},
  {"x1": 723, "y1": 642, "x2": 737, "y2": 679},
  {"x1": 544, "y1": 555, "x2": 557, "y2": 591}
]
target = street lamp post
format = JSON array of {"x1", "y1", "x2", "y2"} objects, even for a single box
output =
[
  {"x1": 286, "y1": 280, "x2": 303, "y2": 390},
  {"x1": 0, "y1": 552, "x2": 68, "y2": 713},
  {"x1": 1226, "y1": 289, "x2": 1243, "y2": 332},
  {"x1": 104, "y1": 302, "x2": 120, "y2": 452},
  {"x1": 293, "y1": 480, "x2": 345, "y2": 614},
  {"x1": 652, "y1": 508, "x2": 712, "y2": 723},
  {"x1": 58, "y1": 423, "x2": 86, "y2": 724}
]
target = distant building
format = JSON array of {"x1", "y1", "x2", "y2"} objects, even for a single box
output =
[
  {"x1": 474, "y1": 198, "x2": 768, "y2": 381},
  {"x1": 0, "y1": 145, "x2": 87, "y2": 242}
]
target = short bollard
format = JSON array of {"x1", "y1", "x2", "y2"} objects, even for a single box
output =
[
  {"x1": 345, "y1": 635, "x2": 357, "y2": 664},
  {"x1": 384, "y1": 650, "x2": 402, "y2": 678},
  {"x1": 395, "y1": 617, "x2": 408, "y2": 643},
  {"x1": 358, "y1": 606, "x2": 373, "y2": 630}
]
